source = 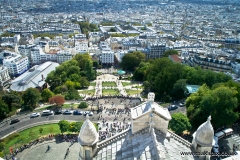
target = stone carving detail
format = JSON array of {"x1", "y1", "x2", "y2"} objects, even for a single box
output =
[{"x1": 148, "y1": 92, "x2": 155, "y2": 102}]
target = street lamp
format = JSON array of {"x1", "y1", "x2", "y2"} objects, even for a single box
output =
[{"x1": 2, "y1": 146, "x2": 7, "y2": 160}]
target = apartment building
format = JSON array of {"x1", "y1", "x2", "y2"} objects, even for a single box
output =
[
  {"x1": 101, "y1": 49, "x2": 115, "y2": 65},
  {"x1": 0, "y1": 65, "x2": 11, "y2": 90},
  {"x1": 31, "y1": 46, "x2": 57, "y2": 65},
  {"x1": 146, "y1": 42, "x2": 166, "y2": 59},
  {"x1": 3, "y1": 53, "x2": 29, "y2": 77},
  {"x1": 56, "y1": 50, "x2": 74, "y2": 64},
  {"x1": 75, "y1": 41, "x2": 88, "y2": 54}
]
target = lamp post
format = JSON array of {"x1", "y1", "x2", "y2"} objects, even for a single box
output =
[{"x1": 2, "y1": 146, "x2": 7, "y2": 160}]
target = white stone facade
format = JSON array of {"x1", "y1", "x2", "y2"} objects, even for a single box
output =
[
  {"x1": 101, "y1": 50, "x2": 114, "y2": 64},
  {"x1": 3, "y1": 53, "x2": 29, "y2": 76},
  {"x1": 0, "y1": 65, "x2": 11, "y2": 88},
  {"x1": 56, "y1": 50, "x2": 74, "y2": 64}
]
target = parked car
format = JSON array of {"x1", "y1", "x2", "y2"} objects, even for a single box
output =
[
  {"x1": 168, "y1": 105, "x2": 178, "y2": 111},
  {"x1": 89, "y1": 111, "x2": 93, "y2": 116},
  {"x1": 83, "y1": 111, "x2": 93, "y2": 116},
  {"x1": 179, "y1": 102, "x2": 185, "y2": 107},
  {"x1": 10, "y1": 119, "x2": 20, "y2": 125},
  {"x1": 30, "y1": 112, "x2": 40, "y2": 118},
  {"x1": 54, "y1": 109, "x2": 62, "y2": 115},
  {"x1": 83, "y1": 111, "x2": 89, "y2": 116},
  {"x1": 42, "y1": 110, "x2": 54, "y2": 116},
  {"x1": 63, "y1": 110, "x2": 73, "y2": 115},
  {"x1": 73, "y1": 110, "x2": 83, "y2": 115}
]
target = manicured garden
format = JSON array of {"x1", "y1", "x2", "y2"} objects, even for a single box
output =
[
  {"x1": 90, "y1": 82, "x2": 96, "y2": 86},
  {"x1": 0, "y1": 121, "x2": 98, "y2": 156},
  {"x1": 121, "y1": 82, "x2": 132, "y2": 86},
  {"x1": 102, "y1": 89, "x2": 120, "y2": 96},
  {"x1": 125, "y1": 89, "x2": 142, "y2": 95},
  {"x1": 0, "y1": 124, "x2": 61, "y2": 156},
  {"x1": 35, "y1": 103, "x2": 79, "y2": 111},
  {"x1": 102, "y1": 82, "x2": 117, "y2": 87},
  {"x1": 78, "y1": 89, "x2": 95, "y2": 96}
]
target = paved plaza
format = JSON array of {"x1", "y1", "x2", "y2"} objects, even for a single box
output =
[{"x1": 16, "y1": 141, "x2": 80, "y2": 160}]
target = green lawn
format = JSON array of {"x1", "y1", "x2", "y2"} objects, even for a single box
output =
[
  {"x1": 79, "y1": 89, "x2": 95, "y2": 96},
  {"x1": 0, "y1": 121, "x2": 99, "y2": 157},
  {"x1": 102, "y1": 89, "x2": 120, "y2": 96},
  {"x1": 90, "y1": 82, "x2": 96, "y2": 86},
  {"x1": 122, "y1": 82, "x2": 132, "y2": 86},
  {"x1": 1, "y1": 124, "x2": 61, "y2": 155},
  {"x1": 35, "y1": 104, "x2": 79, "y2": 111},
  {"x1": 62, "y1": 104, "x2": 79, "y2": 109},
  {"x1": 125, "y1": 89, "x2": 142, "y2": 95},
  {"x1": 102, "y1": 82, "x2": 117, "y2": 87},
  {"x1": 132, "y1": 85, "x2": 144, "y2": 89}
]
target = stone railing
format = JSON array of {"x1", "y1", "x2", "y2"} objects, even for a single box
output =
[
  {"x1": 97, "y1": 129, "x2": 130, "y2": 149},
  {"x1": 167, "y1": 130, "x2": 192, "y2": 148},
  {"x1": 151, "y1": 128, "x2": 162, "y2": 159}
]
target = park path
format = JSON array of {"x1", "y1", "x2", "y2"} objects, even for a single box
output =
[{"x1": 80, "y1": 74, "x2": 143, "y2": 100}]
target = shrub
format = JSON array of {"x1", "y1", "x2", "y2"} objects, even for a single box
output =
[
  {"x1": 78, "y1": 102, "x2": 88, "y2": 109},
  {"x1": 39, "y1": 128, "x2": 43, "y2": 133}
]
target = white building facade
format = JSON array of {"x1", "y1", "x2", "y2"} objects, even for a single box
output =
[
  {"x1": 101, "y1": 50, "x2": 115, "y2": 65},
  {"x1": 0, "y1": 65, "x2": 11, "y2": 89},
  {"x1": 56, "y1": 50, "x2": 74, "y2": 64},
  {"x1": 31, "y1": 46, "x2": 57, "y2": 65},
  {"x1": 3, "y1": 53, "x2": 29, "y2": 76}
]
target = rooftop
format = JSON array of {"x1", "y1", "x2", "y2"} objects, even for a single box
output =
[{"x1": 10, "y1": 61, "x2": 59, "y2": 92}]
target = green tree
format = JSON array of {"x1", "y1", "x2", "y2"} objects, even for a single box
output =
[
  {"x1": 143, "y1": 81, "x2": 151, "y2": 92},
  {"x1": 69, "y1": 121, "x2": 83, "y2": 133},
  {"x1": 65, "y1": 80, "x2": 75, "y2": 89},
  {"x1": 2, "y1": 92, "x2": 22, "y2": 111},
  {"x1": 148, "y1": 58, "x2": 183, "y2": 100},
  {"x1": 22, "y1": 88, "x2": 41, "y2": 111},
  {"x1": 110, "y1": 28, "x2": 117, "y2": 32},
  {"x1": 41, "y1": 88, "x2": 54, "y2": 102},
  {"x1": 66, "y1": 66, "x2": 80, "y2": 77},
  {"x1": 79, "y1": 77, "x2": 90, "y2": 88},
  {"x1": 169, "y1": 113, "x2": 192, "y2": 135},
  {"x1": 170, "y1": 79, "x2": 187, "y2": 100},
  {"x1": 0, "y1": 99, "x2": 9, "y2": 119},
  {"x1": 0, "y1": 32, "x2": 15, "y2": 37},
  {"x1": 58, "y1": 120, "x2": 69, "y2": 133},
  {"x1": 65, "y1": 88, "x2": 81, "y2": 100},
  {"x1": 121, "y1": 51, "x2": 146, "y2": 71},
  {"x1": 74, "y1": 53, "x2": 92, "y2": 71},
  {"x1": 85, "y1": 61, "x2": 95, "y2": 81},
  {"x1": 133, "y1": 62, "x2": 150, "y2": 81},
  {"x1": 78, "y1": 102, "x2": 88, "y2": 109},
  {"x1": 163, "y1": 50, "x2": 178, "y2": 57},
  {"x1": 186, "y1": 85, "x2": 238, "y2": 128},
  {"x1": 92, "y1": 60, "x2": 99, "y2": 69}
]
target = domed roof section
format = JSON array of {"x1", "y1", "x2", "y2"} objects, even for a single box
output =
[
  {"x1": 78, "y1": 115, "x2": 98, "y2": 146},
  {"x1": 195, "y1": 116, "x2": 214, "y2": 146}
]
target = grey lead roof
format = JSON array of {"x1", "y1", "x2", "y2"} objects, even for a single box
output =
[{"x1": 10, "y1": 61, "x2": 59, "y2": 92}]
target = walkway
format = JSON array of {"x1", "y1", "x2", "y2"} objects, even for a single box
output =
[
  {"x1": 81, "y1": 74, "x2": 143, "y2": 100},
  {"x1": 15, "y1": 140, "x2": 79, "y2": 160}
]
